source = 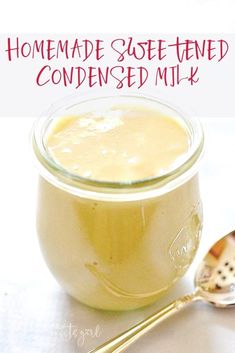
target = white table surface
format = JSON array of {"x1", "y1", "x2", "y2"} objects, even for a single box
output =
[{"x1": 0, "y1": 117, "x2": 235, "y2": 353}]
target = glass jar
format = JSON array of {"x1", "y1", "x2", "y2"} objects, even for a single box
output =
[{"x1": 32, "y1": 94, "x2": 204, "y2": 311}]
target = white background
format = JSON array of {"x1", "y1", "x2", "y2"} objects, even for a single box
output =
[
  {"x1": 1, "y1": 0, "x2": 235, "y2": 33},
  {"x1": 1, "y1": 1, "x2": 235, "y2": 353}
]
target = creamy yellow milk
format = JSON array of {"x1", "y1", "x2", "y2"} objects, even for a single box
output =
[
  {"x1": 46, "y1": 107, "x2": 189, "y2": 182},
  {"x1": 35, "y1": 96, "x2": 203, "y2": 311}
]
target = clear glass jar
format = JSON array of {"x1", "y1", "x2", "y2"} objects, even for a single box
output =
[{"x1": 32, "y1": 94, "x2": 204, "y2": 311}]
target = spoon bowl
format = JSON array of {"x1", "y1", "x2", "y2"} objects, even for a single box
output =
[{"x1": 195, "y1": 230, "x2": 235, "y2": 307}]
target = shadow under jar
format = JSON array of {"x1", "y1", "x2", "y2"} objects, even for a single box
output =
[{"x1": 32, "y1": 94, "x2": 204, "y2": 311}]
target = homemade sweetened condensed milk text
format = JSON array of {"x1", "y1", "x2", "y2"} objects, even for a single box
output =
[{"x1": 5, "y1": 36, "x2": 229, "y2": 88}]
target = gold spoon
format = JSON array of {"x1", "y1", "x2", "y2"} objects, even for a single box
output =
[{"x1": 90, "y1": 231, "x2": 235, "y2": 353}]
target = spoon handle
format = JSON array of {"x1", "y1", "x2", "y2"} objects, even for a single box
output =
[{"x1": 90, "y1": 293, "x2": 199, "y2": 353}]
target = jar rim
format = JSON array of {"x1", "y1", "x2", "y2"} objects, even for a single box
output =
[{"x1": 32, "y1": 93, "x2": 204, "y2": 201}]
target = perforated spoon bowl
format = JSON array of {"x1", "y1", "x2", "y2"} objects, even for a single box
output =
[{"x1": 90, "y1": 230, "x2": 235, "y2": 353}]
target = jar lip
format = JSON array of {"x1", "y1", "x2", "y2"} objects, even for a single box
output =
[{"x1": 32, "y1": 93, "x2": 204, "y2": 200}]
